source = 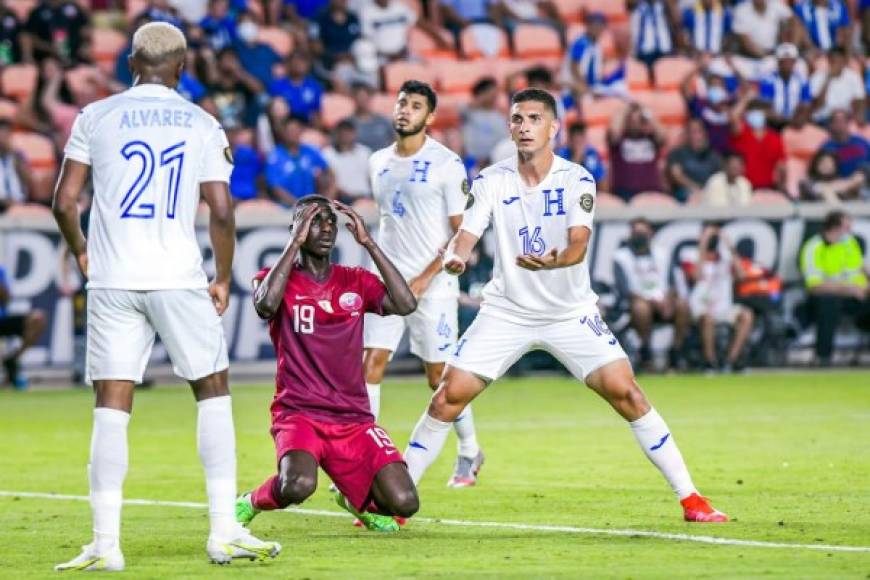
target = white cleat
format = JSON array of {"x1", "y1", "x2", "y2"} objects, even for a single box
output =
[
  {"x1": 55, "y1": 543, "x2": 125, "y2": 572},
  {"x1": 207, "y1": 527, "x2": 282, "y2": 565}
]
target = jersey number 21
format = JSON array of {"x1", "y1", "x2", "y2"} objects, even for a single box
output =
[{"x1": 119, "y1": 140, "x2": 185, "y2": 219}]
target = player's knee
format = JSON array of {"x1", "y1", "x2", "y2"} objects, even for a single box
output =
[
  {"x1": 277, "y1": 472, "x2": 317, "y2": 506},
  {"x1": 390, "y1": 488, "x2": 419, "y2": 518},
  {"x1": 622, "y1": 382, "x2": 650, "y2": 417},
  {"x1": 631, "y1": 298, "x2": 652, "y2": 319},
  {"x1": 428, "y1": 387, "x2": 462, "y2": 421}
]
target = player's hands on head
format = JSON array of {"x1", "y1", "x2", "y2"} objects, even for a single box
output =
[
  {"x1": 290, "y1": 204, "x2": 320, "y2": 247},
  {"x1": 208, "y1": 279, "x2": 230, "y2": 316},
  {"x1": 333, "y1": 201, "x2": 372, "y2": 246},
  {"x1": 516, "y1": 248, "x2": 559, "y2": 271}
]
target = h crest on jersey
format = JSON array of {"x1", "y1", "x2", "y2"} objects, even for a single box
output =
[
  {"x1": 542, "y1": 188, "x2": 566, "y2": 216},
  {"x1": 409, "y1": 160, "x2": 431, "y2": 182}
]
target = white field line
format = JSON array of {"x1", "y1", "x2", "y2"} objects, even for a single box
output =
[{"x1": 1, "y1": 490, "x2": 868, "y2": 554}]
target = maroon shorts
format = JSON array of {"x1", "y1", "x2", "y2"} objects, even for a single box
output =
[{"x1": 271, "y1": 414, "x2": 404, "y2": 512}]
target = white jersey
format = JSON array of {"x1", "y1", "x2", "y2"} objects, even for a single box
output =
[
  {"x1": 369, "y1": 136, "x2": 468, "y2": 298},
  {"x1": 461, "y1": 154, "x2": 598, "y2": 324},
  {"x1": 64, "y1": 83, "x2": 233, "y2": 290}
]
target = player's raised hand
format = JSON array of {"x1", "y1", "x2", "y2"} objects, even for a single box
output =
[
  {"x1": 516, "y1": 248, "x2": 559, "y2": 271},
  {"x1": 208, "y1": 279, "x2": 230, "y2": 316},
  {"x1": 333, "y1": 201, "x2": 372, "y2": 246},
  {"x1": 290, "y1": 203, "x2": 320, "y2": 247}
]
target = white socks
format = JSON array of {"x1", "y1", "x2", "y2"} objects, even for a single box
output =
[
  {"x1": 404, "y1": 413, "x2": 452, "y2": 485},
  {"x1": 366, "y1": 383, "x2": 381, "y2": 420},
  {"x1": 454, "y1": 406, "x2": 480, "y2": 458},
  {"x1": 197, "y1": 396, "x2": 238, "y2": 541},
  {"x1": 630, "y1": 408, "x2": 697, "y2": 499},
  {"x1": 89, "y1": 408, "x2": 129, "y2": 554}
]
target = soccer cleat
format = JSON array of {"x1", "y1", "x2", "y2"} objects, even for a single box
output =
[
  {"x1": 235, "y1": 493, "x2": 260, "y2": 527},
  {"x1": 333, "y1": 489, "x2": 399, "y2": 532},
  {"x1": 207, "y1": 528, "x2": 281, "y2": 564},
  {"x1": 681, "y1": 493, "x2": 729, "y2": 523},
  {"x1": 447, "y1": 450, "x2": 485, "y2": 488},
  {"x1": 3, "y1": 357, "x2": 27, "y2": 390},
  {"x1": 55, "y1": 543, "x2": 124, "y2": 572}
]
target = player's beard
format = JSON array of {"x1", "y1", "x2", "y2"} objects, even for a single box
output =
[{"x1": 394, "y1": 119, "x2": 426, "y2": 138}]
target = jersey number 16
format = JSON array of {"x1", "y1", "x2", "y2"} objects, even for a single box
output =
[{"x1": 119, "y1": 140, "x2": 186, "y2": 219}]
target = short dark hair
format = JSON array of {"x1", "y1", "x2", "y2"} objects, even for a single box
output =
[
  {"x1": 828, "y1": 46, "x2": 847, "y2": 59},
  {"x1": 285, "y1": 114, "x2": 307, "y2": 126},
  {"x1": 472, "y1": 77, "x2": 497, "y2": 97},
  {"x1": 525, "y1": 66, "x2": 552, "y2": 86},
  {"x1": 823, "y1": 210, "x2": 847, "y2": 232},
  {"x1": 630, "y1": 217, "x2": 651, "y2": 229},
  {"x1": 399, "y1": 79, "x2": 437, "y2": 112},
  {"x1": 511, "y1": 88, "x2": 557, "y2": 117},
  {"x1": 568, "y1": 121, "x2": 587, "y2": 136}
]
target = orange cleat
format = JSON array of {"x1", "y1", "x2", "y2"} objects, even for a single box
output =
[{"x1": 680, "y1": 493, "x2": 729, "y2": 523}]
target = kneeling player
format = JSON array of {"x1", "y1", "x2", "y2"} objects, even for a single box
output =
[{"x1": 237, "y1": 197, "x2": 420, "y2": 532}]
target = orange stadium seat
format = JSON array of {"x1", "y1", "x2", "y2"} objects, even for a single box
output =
[
  {"x1": 783, "y1": 125, "x2": 828, "y2": 160},
  {"x1": 320, "y1": 93, "x2": 355, "y2": 129},
  {"x1": 596, "y1": 192, "x2": 625, "y2": 207},
  {"x1": 460, "y1": 24, "x2": 510, "y2": 59},
  {"x1": 430, "y1": 93, "x2": 468, "y2": 130},
  {"x1": 12, "y1": 132, "x2": 55, "y2": 169},
  {"x1": 434, "y1": 59, "x2": 493, "y2": 94},
  {"x1": 370, "y1": 92, "x2": 398, "y2": 117},
  {"x1": 92, "y1": 28, "x2": 128, "y2": 75},
  {"x1": 626, "y1": 58, "x2": 651, "y2": 91},
  {"x1": 65, "y1": 66, "x2": 106, "y2": 101},
  {"x1": 257, "y1": 27, "x2": 294, "y2": 57},
  {"x1": 6, "y1": 0, "x2": 35, "y2": 20},
  {"x1": 384, "y1": 61, "x2": 437, "y2": 93},
  {"x1": 553, "y1": 0, "x2": 584, "y2": 23},
  {"x1": 513, "y1": 23, "x2": 562, "y2": 59},
  {"x1": 752, "y1": 189, "x2": 792, "y2": 204},
  {"x1": 1, "y1": 64, "x2": 37, "y2": 102},
  {"x1": 633, "y1": 91, "x2": 686, "y2": 126},
  {"x1": 580, "y1": 97, "x2": 625, "y2": 127},
  {"x1": 580, "y1": 0, "x2": 629, "y2": 24},
  {"x1": 630, "y1": 191, "x2": 678, "y2": 207},
  {"x1": 653, "y1": 56, "x2": 696, "y2": 90},
  {"x1": 408, "y1": 27, "x2": 456, "y2": 60},
  {"x1": 236, "y1": 199, "x2": 280, "y2": 213}
]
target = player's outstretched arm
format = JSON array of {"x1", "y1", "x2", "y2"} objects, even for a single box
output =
[
  {"x1": 516, "y1": 226, "x2": 591, "y2": 271},
  {"x1": 253, "y1": 204, "x2": 319, "y2": 319},
  {"x1": 201, "y1": 181, "x2": 236, "y2": 315},
  {"x1": 51, "y1": 158, "x2": 90, "y2": 278},
  {"x1": 333, "y1": 201, "x2": 417, "y2": 316},
  {"x1": 442, "y1": 230, "x2": 481, "y2": 276}
]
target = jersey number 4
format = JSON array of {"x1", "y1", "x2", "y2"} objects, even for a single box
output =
[{"x1": 119, "y1": 140, "x2": 185, "y2": 219}]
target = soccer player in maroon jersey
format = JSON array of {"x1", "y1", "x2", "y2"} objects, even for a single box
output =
[{"x1": 235, "y1": 195, "x2": 420, "y2": 532}]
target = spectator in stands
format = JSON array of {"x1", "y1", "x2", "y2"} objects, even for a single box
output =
[
  {"x1": 799, "y1": 210, "x2": 870, "y2": 366},
  {"x1": 628, "y1": 0, "x2": 677, "y2": 85},
  {"x1": 115, "y1": 13, "x2": 152, "y2": 86},
  {"x1": 681, "y1": 61, "x2": 733, "y2": 154},
  {"x1": 819, "y1": 110, "x2": 870, "y2": 192},
  {"x1": 810, "y1": 48, "x2": 866, "y2": 126},
  {"x1": 209, "y1": 47, "x2": 264, "y2": 128},
  {"x1": 680, "y1": 0, "x2": 731, "y2": 56},
  {"x1": 729, "y1": 94, "x2": 787, "y2": 192},
  {"x1": 702, "y1": 152, "x2": 753, "y2": 206},
  {"x1": 494, "y1": 0, "x2": 565, "y2": 47},
  {"x1": 667, "y1": 118, "x2": 722, "y2": 202},
  {"x1": 228, "y1": 125, "x2": 264, "y2": 204},
  {"x1": 461, "y1": 77, "x2": 509, "y2": 166},
  {"x1": 0, "y1": 119, "x2": 30, "y2": 211},
  {"x1": 177, "y1": 46, "x2": 213, "y2": 107},
  {"x1": 359, "y1": 0, "x2": 418, "y2": 61},
  {"x1": 863, "y1": 0, "x2": 870, "y2": 52},
  {"x1": 731, "y1": 0, "x2": 793, "y2": 59},
  {"x1": 437, "y1": 0, "x2": 497, "y2": 48},
  {"x1": 268, "y1": 52, "x2": 324, "y2": 126},
  {"x1": 322, "y1": 118, "x2": 372, "y2": 205},
  {"x1": 256, "y1": 95, "x2": 290, "y2": 154},
  {"x1": 232, "y1": 11, "x2": 282, "y2": 88},
  {"x1": 608, "y1": 102, "x2": 666, "y2": 201},
  {"x1": 265, "y1": 115, "x2": 332, "y2": 205},
  {"x1": 613, "y1": 218, "x2": 691, "y2": 371},
  {"x1": 689, "y1": 222, "x2": 754, "y2": 373},
  {"x1": 566, "y1": 12, "x2": 625, "y2": 99},
  {"x1": 24, "y1": 0, "x2": 91, "y2": 66},
  {"x1": 0, "y1": 265, "x2": 47, "y2": 389},
  {"x1": 0, "y1": 2, "x2": 26, "y2": 64},
  {"x1": 311, "y1": 0, "x2": 362, "y2": 70},
  {"x1": 199, "y1": 0, "x2": 237, "y2": 51},
  {"x1": 37, "y1": 57, "x2": 81, "y2": 146},
  {"x1": 134, "y1": 0, "x2": 185, "y2": 29},
  {"x1": 794, "y1": 0, "x2": 850, "y2": 56},
  {"x1": 758, "y1": 43, "x2": 811, "y2": 130},
  {"x1": 349, "y1": 81, "x2": 393, "y2": 151},
  {"x1": 557, "y1": 122, "x2": 607, "y2": 191},
  {"x1": 800, "y1": 150, "x2": 864, "y2": 202}
]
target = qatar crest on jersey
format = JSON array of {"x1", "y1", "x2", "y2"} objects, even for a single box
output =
[{"x1": 339, "y1": 292, "x2": 363, "y2": 311}]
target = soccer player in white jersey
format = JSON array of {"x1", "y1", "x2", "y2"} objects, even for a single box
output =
[
  {"x1": 364, "y1": 80, "x2": 484, "y2": 488},
  {"x1": 51, "y1": 23, "x2": 280, "y2": 571},
  {"x1": 403, "y1": 88, "x2": 729, "y2": 523}
]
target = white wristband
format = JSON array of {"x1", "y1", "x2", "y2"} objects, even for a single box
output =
[{"x1": 442, "y1": 251, "x2": 462, "y2": 273}]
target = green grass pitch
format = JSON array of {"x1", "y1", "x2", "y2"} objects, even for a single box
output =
[{"x1": 0, "y1": 372, "x2": 868, "y2": 578}]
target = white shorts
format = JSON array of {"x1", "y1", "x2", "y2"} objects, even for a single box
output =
[
  {"x1": 364, "y1": 296, "x2": 458, "y2": 363},
  {"x1": 86, "y1": 288, "x2": 229, "y2": 384},
  {"x1": 451, "y1": 308, "x2": 628, "y2": 382}
]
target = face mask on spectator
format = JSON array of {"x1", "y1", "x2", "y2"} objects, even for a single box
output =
[
  {"x1": 745, "y1": 110, "x2": 766, "y2": 130},
  {"x1": 629, "y1": 233, "x2": 650, "y2": 254},
  {"x1": 238, "y1": 22, "x2": 258, "y2": 43},
  {"x1": 707, "y1": 235, "x2": 720, "y2": 252},
  {"x1": 707, "y1": 86, "x2": 727, "y2": 105}
]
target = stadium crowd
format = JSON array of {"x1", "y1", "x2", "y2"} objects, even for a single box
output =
[{"x1": 0, "y1": 0, "x2": 868, "y2": 386}]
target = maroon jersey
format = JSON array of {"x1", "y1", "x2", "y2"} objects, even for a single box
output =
[{"x1": 255, "y1": 265, "x2": 387, "y2": 424}]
